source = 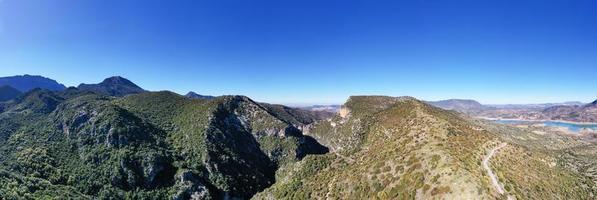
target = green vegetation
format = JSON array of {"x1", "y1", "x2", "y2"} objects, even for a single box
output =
[
  {"x1": 255, "y1": 96, "x2": 597, "y2": 199},
  {"x1": 2, "y1": 86, "x2": 596, "y2": 199},
  {"x1": 0, "y1": 88, "x2": 327, "y2": 199}
]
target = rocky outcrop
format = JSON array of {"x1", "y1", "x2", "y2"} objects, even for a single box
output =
[{"x1": 173, "y1": 170, "x2": 211, "y2": 200}]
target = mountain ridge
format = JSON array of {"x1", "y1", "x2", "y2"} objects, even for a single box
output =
[
  {"x1": 0, "y1": 74, "x2": 66, "y2": 92},
  {"x1": 0, "y1": 85, "x2": 22, "y2": 101},
  {"x1": 1, "y1": 75, "x2": 596, "y2": 199},
  {"x1": 0, "y1": 81, "x2": 329, "y2": 199},
  {"x1": 430, "y1": 98, "x2": 597, "y2": 123}
]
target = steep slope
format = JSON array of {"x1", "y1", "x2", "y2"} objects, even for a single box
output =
[
  {"x1": 0, "y1": 91, "x2": 175, "y2": 199},
  {"x1": 0, "y1": 88, "x2": 327, "y2": 199},
  {"x1": 256, "y1": 96, "x2": 595, "y2": 199},
  {"x1": 78, "y1": 76, "x2": 145, "y2": 97},
  {"x1": 0, "y1": 85, "x2": 22, "y2": 101},
  {"x1": 0, "y1": 75, "x2": 66, "y2": 92},
  {"x1": 185, "y1": 91, "x2": 216, "y2": 100}
]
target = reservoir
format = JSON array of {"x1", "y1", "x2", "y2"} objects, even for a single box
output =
[{"x1": 492, "y1": 119, "x2": 597, "y2": 132}]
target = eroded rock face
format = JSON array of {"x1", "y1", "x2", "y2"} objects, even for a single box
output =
[
  {"x1": 339, "y1": 106, "x2": 350, "y2": 118},
  {"x1": 173, "y1": 170, "x2": 211, "y2": 200},
  {"x1": 111, "y1": 154, "x2": 176, "y2": 190}
]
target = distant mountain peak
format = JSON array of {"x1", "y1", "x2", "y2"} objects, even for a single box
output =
[
  {"x1": 185, "y1": 91, "x2": 215, "y2": 100},
  {"x1": 427, "y1": 99, "x2": 486, "y2": 113},
  {"x1": 101, "y1": 76, "x2": 134, "y2": 84},
  {"x1": 0, "y1": 74, "x2": 66, "y2": 92},
  {"x1": 78, "y1": 76, "x2": 145, "y2": 97}
]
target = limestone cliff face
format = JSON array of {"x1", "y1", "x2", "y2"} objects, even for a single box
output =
[{"x1": 339, "y1": 106, "x2": 350, "y2": 118}]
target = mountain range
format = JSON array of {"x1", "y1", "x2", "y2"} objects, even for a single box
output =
[
  {"x1": 0, "y1": 75, "x2": 66, "y2": 92},
  {"x1": 1, "y1": 75, "x2": 597, "y2": 199},
  {"x1": 429, "y1": 99, "x2": 597, "y2": 123},
  {"x1": 426, "y1": 99, "x2": 486, "y2": 113}
]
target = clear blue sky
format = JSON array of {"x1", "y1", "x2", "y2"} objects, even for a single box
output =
[{"x1": 1, "y1": 0, "x2": 596, "y2": 105}]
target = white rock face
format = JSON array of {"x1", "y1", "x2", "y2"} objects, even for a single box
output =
[{"x1": 339, "y1": 106, "x2": 350, "y2": 118}]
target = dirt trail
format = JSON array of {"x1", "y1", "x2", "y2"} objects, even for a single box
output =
[{"x1": 482, "y1": 143, "x2": 510, "y2": 197}]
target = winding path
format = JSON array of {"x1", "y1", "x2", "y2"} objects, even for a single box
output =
[{"x1": 482, "y1": 143, "x2": 508, "y2": 195}]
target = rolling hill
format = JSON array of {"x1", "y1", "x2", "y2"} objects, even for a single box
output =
[
  {"x1": 541, "y1": 99, "x2": 597, "y2": 123},
  {"x1": 427, "y1": 99, "x2": 488, "y2": 113}
]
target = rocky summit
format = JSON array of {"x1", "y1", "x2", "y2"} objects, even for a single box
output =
[{"x1": 78, "y1": 76, "x2": 146, "y2": 97}]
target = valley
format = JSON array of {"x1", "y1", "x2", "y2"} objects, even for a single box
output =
[
  {"x1": 3, "y1": 1, "x2": 596, "y2": 199},
  {"x1": 0, "y1": 76, "x2": 596, "y2": 199}
]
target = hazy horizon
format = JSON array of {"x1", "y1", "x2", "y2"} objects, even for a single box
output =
[{"x1": 2, "y1": 0, "x2": 596, "y2": 105}]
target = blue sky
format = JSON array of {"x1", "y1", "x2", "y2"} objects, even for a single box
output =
[{"x1": 1, "y1": 0, "x2": 596, "y2": 105}]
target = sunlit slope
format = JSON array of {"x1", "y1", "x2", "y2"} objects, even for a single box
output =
[{"x1": 256, "y1": 96, "x2": 595, "y2": 199}]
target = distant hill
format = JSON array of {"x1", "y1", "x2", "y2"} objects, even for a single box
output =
[
  {"x1": 427, "y1": 99, "x2": 597, "y2": 122},
  {"x1": 259, "y1": 103, "x2": 335, "y2": 126},
  {"x1": 427, "y1": 99, "x2": 487, "y2": 113},
  {"x1": 300, "y1": 105, "x2": 341, "y2": 113},
  {"x1": 78, "y1": 76, "x2": 145, "y2": 97},
  {"x1": 0, "y1": 75, "x2": 66, "y2": 92},
  {"x1": 488, "y1": 101, "x2": 585, "y2": 109},
  {"x1": 184, "y1": 91, "x2": 215, "y2": 100},
  {"x1": 541, "y1": 99, "x2": 597, "y2": 122},
  {"x1": 0, "y1": 85, "x2": 22, "y2": 101},
  {"x1": 256, "y1": 96, "x2": 595, "y2": 199}
]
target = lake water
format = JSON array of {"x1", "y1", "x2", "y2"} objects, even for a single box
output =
[{"x1": 492, "y1": 119, "x2": 597, "y2": 133}]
